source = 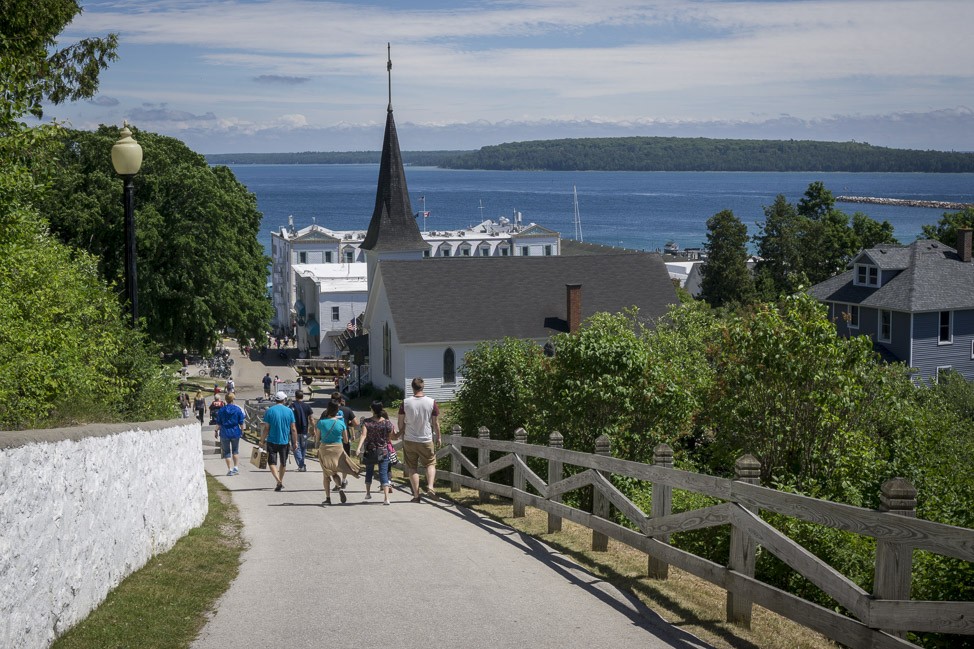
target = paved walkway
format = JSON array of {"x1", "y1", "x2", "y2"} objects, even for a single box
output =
[{"x1": 193, "y1": 341, "x2": 711, "y2": 649}]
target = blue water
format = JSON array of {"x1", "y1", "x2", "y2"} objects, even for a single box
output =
[{"x1": 227, "y1": 165, "x2": 974, "y2": 256}]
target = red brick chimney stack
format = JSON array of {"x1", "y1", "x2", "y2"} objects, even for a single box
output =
[
  {"x1": 567, "y1": 284, "x2": 582, "y2": 333},
  {"x1": 957, "y1": 228, "x2": 972, "y2": 263}
]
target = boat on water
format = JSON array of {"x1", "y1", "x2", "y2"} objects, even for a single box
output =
[{"x1": 664, "y1": 241, "x2": 680, "y2": 254}]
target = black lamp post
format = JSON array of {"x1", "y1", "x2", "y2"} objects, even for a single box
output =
[{"x1": 111, "y1": 123, "x2": 143, "y2": 326}]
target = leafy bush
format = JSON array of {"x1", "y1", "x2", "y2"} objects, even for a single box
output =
[
  {"x1": 381, "y1": 384, "x2": 404, "y2": 404},
  {"x1": 0, "y1": 162, "x2": 175, "y2": 429},
  {"x1": 450, "y1": 338, "x2": 543, "y2": 440}
]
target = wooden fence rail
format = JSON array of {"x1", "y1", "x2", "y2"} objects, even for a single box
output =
[{"x1": 435, "y1": 430, "x2": 974, "y2": 649}]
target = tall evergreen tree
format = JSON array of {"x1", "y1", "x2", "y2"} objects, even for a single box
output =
[
  {"x1": 700, "y1": 209, "x2": 754, "y2": 308},
  {"x1": 753, "y1": 194, "x2": 805, "y2": 299}
]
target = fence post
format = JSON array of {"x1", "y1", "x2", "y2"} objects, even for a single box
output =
[
  {"x1": 547, "y1": 431, "x2": 563, "y2": 534},
  {"x1": 726, "y1": 453, "x2": 761, "y2": 628},
  {"x1": 873, "y1": 477, "x2": 917, "y2": 639},
  {"x1": 477, "y1": 427, "x2": 490, "y2": 504},
  {"x1": 450, "y1": 425, "x2": 461, "y2": 493},
  {"x1": 512, "y1": 428, "x2": 528, "y2": 517},
  {"x1": 592, "y1": 434, "x2": 611, "y2": 551},
  {"x1": 648, "y1": 443, "x2": 673, "y2": 580}
]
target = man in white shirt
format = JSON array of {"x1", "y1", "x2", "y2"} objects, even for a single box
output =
[{"x1": 397, "y1": 377, "x2": 440, "y2": 503}]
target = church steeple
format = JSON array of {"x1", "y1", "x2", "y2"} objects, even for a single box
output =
[{"x1": 360, "y1": 44, "x2": 426, "y2": 256}]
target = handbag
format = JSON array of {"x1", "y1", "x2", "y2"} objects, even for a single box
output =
[
  {"x1": 388, "y1": 442, "x2": 399, "y2": 465},
  {"x1": 363, "y1": 444, "x2": 388, "y2": 465}
]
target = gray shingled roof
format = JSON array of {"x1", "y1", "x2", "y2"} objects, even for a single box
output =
[
  {"x1": 360, "y1": 108, "x2": 427, "y2": 253},
  {"x1": 377, "y1": 254, "x2": 678, "y2": 344},
  {"x1": 809, "y1": 240, "x2": 974, "y2": 312},
  {"x1": 856, "y1": 245, "x2": 912, "y2": 270}
]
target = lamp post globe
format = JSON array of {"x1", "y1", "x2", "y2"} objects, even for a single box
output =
[{"x1": 112, "y1": 123, "x2": 143, "y2": 326}]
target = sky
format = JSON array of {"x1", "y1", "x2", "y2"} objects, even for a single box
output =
[{"x1": 43, "y1": 0, "x2": 974, "y2": 154}]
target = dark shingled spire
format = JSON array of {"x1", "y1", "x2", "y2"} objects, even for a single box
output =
[{"x1": 360, "y1": 45, "x2": 426, "y2": 253}]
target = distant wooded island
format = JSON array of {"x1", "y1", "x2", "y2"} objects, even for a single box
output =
[{"x1": 205, "y1": 137, "x2": 974, "y2": 173}]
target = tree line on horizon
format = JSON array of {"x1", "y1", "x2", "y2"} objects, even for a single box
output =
[{"x1": 205, "y1": 136, "x2": 974, "y2": 173}]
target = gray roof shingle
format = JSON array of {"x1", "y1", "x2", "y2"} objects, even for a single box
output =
[
  {"x1": 810, "y1": 240, "x2": 974, "y2": 312},
  {"x1": 377, "y1": 253, "x2": 678, "y2": 344}
]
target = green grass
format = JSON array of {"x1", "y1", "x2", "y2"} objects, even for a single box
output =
[{"x1": 52, "y1": 474, "x2": 245, "y2": 649}]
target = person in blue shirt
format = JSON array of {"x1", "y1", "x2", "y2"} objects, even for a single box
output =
[
  {"x1": 215, "y1": 392, "x2": 246, "y2": 476},
  {"x1": 259, "y1": 391, "x2": 297, "y2": 492},
  {"x1": 316, "y1": 400, "x2": 359, "y2": 504}
]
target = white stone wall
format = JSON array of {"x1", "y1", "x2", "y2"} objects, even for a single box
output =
[{"x1": 0, "y1": 420, "x2": 207, "y2": 649}]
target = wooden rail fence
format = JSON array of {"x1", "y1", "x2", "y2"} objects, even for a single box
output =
[{"x1": 437, "y1": 427, "x2": 974, "y2": 649}]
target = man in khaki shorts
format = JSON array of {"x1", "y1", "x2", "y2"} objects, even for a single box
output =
[{"x1": 398, "y1": 377, "x2": 440, "y2": 503}]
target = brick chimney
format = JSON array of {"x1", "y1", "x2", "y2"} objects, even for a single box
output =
[
  {"x1": 957, "y1": 228, "x2": 973, "y2": 263},
  {"x1": 566, "y1": 284, "x2": 582, "y2": 333}
]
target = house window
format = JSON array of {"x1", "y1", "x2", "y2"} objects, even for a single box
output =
[
  {"x1": 345, "y1": 250, "x2": 354, "y2": 263},
  {"x1": 298, "y1": 251, "x2": 307, "y2": 263},
  {"x1": 331, "y1": 306, "x2": 340, "y2": 321},
  {"x1": 855, "y1": 264, "x2": 879, "y2": 287},
  {"x1": 500, "y1": 247, "x2": 509, "y2": 256},
  {"x1": 939, "y1": 310, "x2": 952, "y2": 344},
  {"x1": 544, "y1": 244, "x2": 553, "y2": 256},
  {"x1": 325, "y1": 251, "x2": 333, "y2": 263},
  {"x1": 382, "y1": 322, "x2": 391, "y2": 377},
  {"x1": 848, "y1": 305, "x2": 859, "y2": 329},
  {"x1": 878, "y1": 309, "x2": 892, "y2": 343},
  {"x1": 521, "y1": 246, "x2": 530, "y2": 256},
  {"x1": 441, "y1": 248, "x2": 450, "y2": 257},
  {"x1": 423, "y1": 250, "x2": 431, "y2": 258},
  {"x1": 461, "y1": 247, "x2": 470, "y2": 256},
  {"x1": 443, "y1": 348, "x2": 456, "y2": 384},
  {"x1": 481, "y1": 246, "x2": 490, "y2": 256}
]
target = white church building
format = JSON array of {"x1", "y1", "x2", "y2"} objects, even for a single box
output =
[{"x1": 271, "y1": 209, "x2": 561, "y2": 356}]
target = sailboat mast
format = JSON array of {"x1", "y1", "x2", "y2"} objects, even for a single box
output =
[{"x1": 572, "y1": 184, "x2": 583, "y2": 242}]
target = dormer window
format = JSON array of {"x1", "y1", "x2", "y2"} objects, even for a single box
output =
[{"x1": 855, "y1": 264, "x2": 879, "y2": 287}]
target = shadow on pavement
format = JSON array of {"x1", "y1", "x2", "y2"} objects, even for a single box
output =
[{"x1": 436, "y1": 501, "x2": 713, "y2": 649}]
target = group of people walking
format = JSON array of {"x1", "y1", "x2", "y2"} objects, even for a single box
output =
[{"x1": 244, "y1": 377, "x2": 440, "y2": 506}]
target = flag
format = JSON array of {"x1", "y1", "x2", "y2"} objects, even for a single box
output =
[{"x1": 423, "y1": 211, "x2": 430, "y2": 218}]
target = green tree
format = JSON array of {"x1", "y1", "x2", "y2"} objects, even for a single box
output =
[
  {"x1": 448, "y1": 337, "x2": 544, "y2": 441},
  {"x1": 0, "y1": 185, "x2": 175, "y2": 428},
  {"x1": 701, "y1": 293, "x2": 899, "y2": 499},
  {"x1": 0, "y1": 0, "x2": 116, "y2": 127},
  {"x1": 919, "y1": 207, "x2": 974, "y2": 247},
  {"x1": 700, "y1": 209, "x2": 754, "y2": 308},
  {"x1": 0, "y1": 0, "x2": 174, "y2": 428},
  {"x1": 753, "y1": 194, "x2": 806, "y2": 299},
  {"x1": 851, "y1": 211, "x2": 898, "y2": 249},
  {"x1": 755, "y1": 184, "x2": 897, "y2": 299},
  {"x1": 41, "y1": 127, "x2": 272, "y2": 352}
]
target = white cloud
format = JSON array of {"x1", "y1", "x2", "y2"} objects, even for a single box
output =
[{"x1": 54, "y1": 1, "x2": 974, "y2": 151}]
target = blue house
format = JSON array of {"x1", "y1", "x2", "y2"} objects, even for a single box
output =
[{"x1": 809, "y1": 229, "x2": 974, "y2": 383}]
